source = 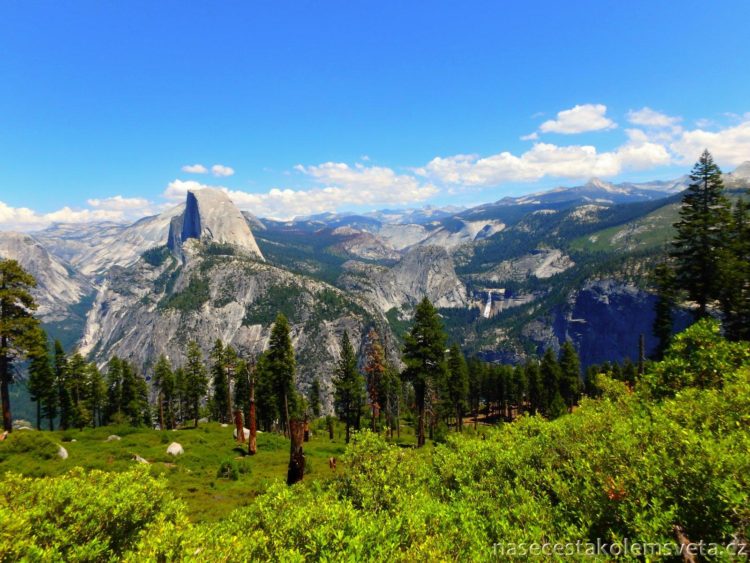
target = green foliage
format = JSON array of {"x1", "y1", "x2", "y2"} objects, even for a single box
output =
[
  {"x1": 159, "y1": 275, "x2": 210, "y2": 312},
  {"x1": 141, "y1": 245, "x2": 172, "y2": 267},
  {"x1": 640, "y1": 318, "x2": 750, "y2": 399},
  {"x1": 0, "y1": 430, "x2": 58, "y2": 461},
  {"x1": 333, "y1": 331, "x2": 365, "y2": 442},
  {"x1": 0, "y1": 467, "x2": 187, "y2": 561},
  {"x1": 242, "y1": 284, "x2": 304, "y2": 326}
]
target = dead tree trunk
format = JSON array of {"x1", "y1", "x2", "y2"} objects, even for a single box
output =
[
  {"x1": 327, "y1": 416, "x2": 334, "y2": 440},
  {"x1": 234, "y1": 409, "x2": 245, "y2": 444},
  {"x1": 286, "y1": 419, "x2": 305, "y2": 485},
  {"x1": 248, "y1": 373, "x2": 257, "y2": 455}
]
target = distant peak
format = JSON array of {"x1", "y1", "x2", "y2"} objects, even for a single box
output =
[
  {"x1": 585, "y1": 177, "x2": 615, "y2": 190},
  {"x1": 732, "y1": 161, "x2": 750, "y2": 179}
]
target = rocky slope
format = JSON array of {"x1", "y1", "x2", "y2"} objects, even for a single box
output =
[
  {"x1": 0, "y1": 232, "x2": 93, "y2": 323},
  {"x1": 339, "y1": 245, "x2": 469, "y2": 312}
]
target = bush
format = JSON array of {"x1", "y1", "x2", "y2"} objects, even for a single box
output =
[
  {"x1": 0, "y1": 431, "x2": 58, "y2": 461},
  {"x1": 0, "y1": 466, "x2": 187, "y2": 561},
  {"x1": 217, "y1": 458, "x2": 240, "y2": 481}
]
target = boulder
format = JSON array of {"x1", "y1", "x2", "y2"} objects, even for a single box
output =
[
  {"x1": 133, "y1": 454, "x2": 149, "y2": 464},
  {"x1": 221, "y1": 423, "x2": 228, "y2": 428},
  {"x1": 57, "y1": 446, "x2": 68, "y2": 460},
  {"x1": 166, "y1": 442, "x2": 184, "y2": 456},
  {"x1": 106, "y1": 435, "x2": 121, "y2": 442},
  {"x1": 233, "y1": 427, "x2": 251, "y2": 440},
  {"x1": 198, "y1": 417, "x2": 209, "y2": 424}
]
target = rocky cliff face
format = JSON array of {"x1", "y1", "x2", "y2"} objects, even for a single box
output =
[
  {"x1": 169, "y1": 189, "x2": 264, "y2": 260},
  {"x1": 339, "y1": 245, "x2": 468, "y2": 312},
  {"x1": 0, "y1": 232, "x2": 93, "y2": 323},
  {"x1": 79, "y1": 243, "x2": 390, "y2": 413}
]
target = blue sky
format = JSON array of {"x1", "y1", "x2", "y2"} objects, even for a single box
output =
[{"x1": 1, "y1": 1, "x2": 749, "y2": 226}]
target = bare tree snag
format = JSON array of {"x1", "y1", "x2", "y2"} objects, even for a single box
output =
[
  {"x1": 234, "y1": 409, "x2": 245, "y2": 444},
  {"x1": 287, "y1": 419, "x2": 305, "y2": 485},
  {"x1": 673, "y1": 525, "x2": 697, "y2": 563}
]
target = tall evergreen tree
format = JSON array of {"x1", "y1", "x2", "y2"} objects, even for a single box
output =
[
  {"x1": 467, "y1": 357, "x2": 485, "y2": 428},
  {"x1": 719, "y1": 198, "x2": 750, "y2": 340},
  {"x1": 332, "y1": 331, "x2": 364, "y2": 443},
  {"x1": 558, "y1": 341, "x2": 581, "y2": 411},
  {"x1": 0, "y1": 259, "x2": 40, "y2": 432},
  {"x1": 55, "y1": 341, "x2": 72, "y2": 430},
  {"x1": 308, "y1": 378, "x2": 321, "y2": 418},
  {"x1": 86, "y1": 362, "x2": 106, "y2": 427},
  {"x1": 446, "y1": 344, "x2": 468, "y2": 431},
  {"x1": 402, "y1": 298, "x2": 447, "y2": 447},
  {"x1": 210, "y1": 339, "x2": 230, "y2": 423},
  {"x1": 26, "y1": 326, "x2": 54, "y2": 430},
  {"x1": 184, "y1": 341, "x2": 208, "y2": 428},
  {"x1": 525, "y1": 360, "x2": 543, "y2": 415},
  {"x1": 671, "y1": 150, "x2": 731, "y2": 317},
  {"x1": 66, "y1": 353, "x2": 91, "y2": 430},
  {"x1": 153, "y1": 355, "x2": 176, "y2": 429},
  {"x1": 266, "y1": 314, "x2": 297, "y2": 433},
  {"x1": 540, "y1": 348, "x2": 564, "y2": 419}
]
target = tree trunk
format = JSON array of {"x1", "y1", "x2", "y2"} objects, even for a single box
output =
[
  {"x1": 36, "y1": 400, "x2": 41, "y2": 431},
  {"x1": 248, "y1": 374, "x2": 257, "y2": 455},
  {"x1": 283, "y1": 392, "x2": 290, "y2": 438},
  {"x1": 416, "y1": 390, "x2": 425, "y2": 447},
  {"x1": 234, "y1": 409, "x2": 245, "y2": 443},
  {"x1": 286, "y1": 419, "x2": 305, "y2": 485},
  {"x1": 327, "y1": 417, "x2": 334, "y2": 440},
  {"x1": 159, "y1": 392, "x2": 165, "y2": 431}
]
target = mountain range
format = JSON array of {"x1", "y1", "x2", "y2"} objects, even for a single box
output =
[{"x1": 2, "y1": 166, "x2": 749, "y2": 409}]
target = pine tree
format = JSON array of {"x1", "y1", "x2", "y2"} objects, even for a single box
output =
[
  {"x1": 308, "y1": 378, "x2": 321, "y2": 418},
  {"x1": 540, "y1": 348, "x2": 563, "y2": 419},
  {"x1": 558, "y1": 341, "x2": 581, "y2": 411},
  {"x1": 86, "y1": 362, "x2": 106, "y2": 427},
  {"x1": 402, "y1": 298, "x2": 447, "y2": 447},
  {"x1": 0, "y1": 259, "x2": 40, "y2": 432},
  {"x1": 55, "y1": 341, "x2": 72, "y2": 430},
  {"x1": 210, "y1": 339, "x2": 230, "y2": 423},
  {"x1": 719, "y1": 198, "x2": 750, "y2": 340},
  {"x1": 26, "y1": 326, "x2": 53, "y2": 430},
  {"x1": 671, "y1": 150, "x2": 732, "y2": 317},
  {"x1": 525, "y1": 360, "x2": 543, "y2": 415},
  {"x1": 266, "y1": 314, "x2": 297, "y2": 433},
  {"x1": 153, "y1": 355, "x2": 175, "y2": 429},
  {"x1": 467, "y1": 357, "x2": 485, "y2": 428},
  {"x1": 332, "y1": 331, "x2": 364, "y2": 443},
  {"x1": 184, "y1": 341, "x2": 208, "y2": 428},
  {"x1": 446, "y1": 344, "x2": 468, "y2": 431},
  {"x1": 66, "y1": 353, "x2": 91, "y2": 429}
]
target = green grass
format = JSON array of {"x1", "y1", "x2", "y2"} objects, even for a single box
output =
[{"x1": 0, "y1": 419, "x2": 419, "y2": 523}]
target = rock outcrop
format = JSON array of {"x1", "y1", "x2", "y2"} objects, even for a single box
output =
[{"x1": 168, "y1": 189, "x2": 264, "y2": 260}]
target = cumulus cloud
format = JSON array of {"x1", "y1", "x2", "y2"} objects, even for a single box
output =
[
  {"x1": 164, "y1": 162, "x2": 438, "y2": 219},
  {"x1": 86, "y1": 195, "x2": 152, "y2": 211},
  {"x1": 670, "y1": 119, "x2": 750, "y2": 167},
  {"x1": 211, "y1": 164, "x2": 235, "y2": 177},
  {"x1": 0, "y1": 200, "x2": 129, "y2": 232},
  {"x1": 417, "y1": 137, "x2": 670, "y2": 187},
  {"x1": 627, "y1": 107, "x2": 682, "y2": 129},
  {"x1": 539, "y1": 104, "x2": 616, "y2": 134},
  {"x1": 520, "y1": 132, "x2": 539, "y2": 141},
  {"x1": 182, "y1": 164, "x2": 208, "y2": 174}
]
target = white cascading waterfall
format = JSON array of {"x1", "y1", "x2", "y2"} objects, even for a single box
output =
[{"x1": 483, "y1": 290, "x2": 493, "y2": 318}]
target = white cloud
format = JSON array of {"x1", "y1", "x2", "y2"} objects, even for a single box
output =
[
  {"x1": 86, "y1": 195, "x2": 152, "y2": 211},
  {"x1": 539, "y1": 104, "x2": 616, "y2": 134},
  {"x1": 670, "y1": 119, "x2": 750, "y2": 167},
  {"x1": 417, "y1": 136, "x2": 671, "y2": 187},
  {"x1": 520, "y1": 132, "x2": 539, "y2": 141},
  {"x1": 211, "y1": 164, "x2": 235, "y2": 177},
  {"x1": 627, "y1": 107, "x2": 681, "y2": 129},
  {"x1": 182, "y1": 164, "x2": 208, "y2": 174},
  {"x1": 164, "y1": 162, "x2": 438, "y2": 219},
  {"x1": 0, "y1": 200, "x2": 128, "y2": 232}
]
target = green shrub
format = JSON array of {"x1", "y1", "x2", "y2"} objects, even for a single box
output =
[
  {"x1": 0, "y1": 466, "x2": 187, "y2": 561},
  {"x1": 217, "y1": 458, "x2": 240, "y2": 481},
  {"x1": 0, "y1": 431, "x2": 58, "y2": 461}
]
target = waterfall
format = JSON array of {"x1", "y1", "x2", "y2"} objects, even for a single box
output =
[{"x1": 483, "y1": 290, "x2": 493, "y2": 318}]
